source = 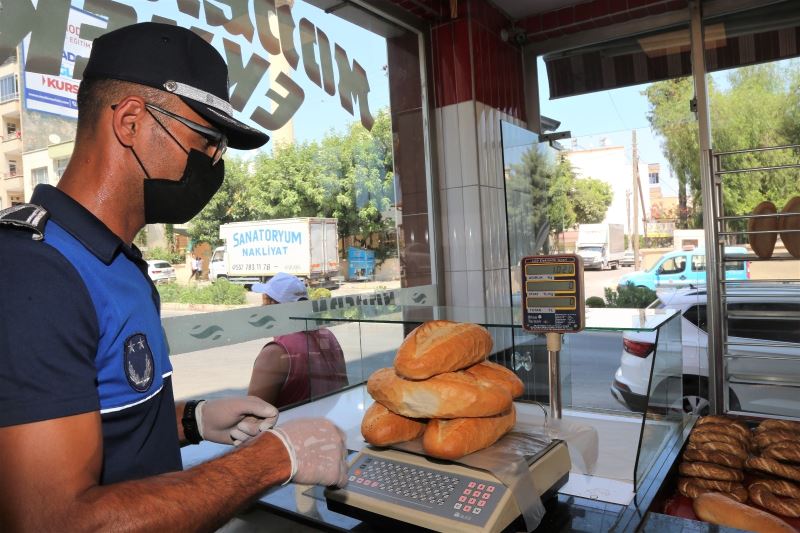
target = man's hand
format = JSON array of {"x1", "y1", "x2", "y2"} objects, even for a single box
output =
[
  {"x1": 266, "y1": 418, "x2": 349, "y2": 487},
  {"x1": 196, "y1": 396, "x2": 279, "y2": 445}
]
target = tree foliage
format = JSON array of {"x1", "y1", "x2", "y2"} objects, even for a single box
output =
[
  {"x1": 645, "y1": 62, "x2": 800, "y2": 232},
  {"x1": 508, "y1": 148, "x2": 614, "y2": 254},
  {"x1": 189, "y1": 109, "x2": 397, "y2": 261}
]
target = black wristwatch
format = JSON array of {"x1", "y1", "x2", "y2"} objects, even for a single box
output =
[{"x1": 182, "y1": 400, "x2": 204, "y2": 444}]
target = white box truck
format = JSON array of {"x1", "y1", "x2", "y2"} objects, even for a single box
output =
[
  {"x1": 575, "y1": 223, "x2": 625, "y2": 270},
  {"x1": 209, "y1": 218, "x2": 340, "y2": 288}
]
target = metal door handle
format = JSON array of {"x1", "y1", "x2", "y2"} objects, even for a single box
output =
[{"x1": 680, "y1": 275, "x2": 686, "y2": 280}]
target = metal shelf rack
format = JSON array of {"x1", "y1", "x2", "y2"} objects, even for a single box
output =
[{"x1": 707, "y1": 144, "x2": 800, "y2": 418}]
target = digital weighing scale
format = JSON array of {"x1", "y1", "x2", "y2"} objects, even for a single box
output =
[{"x1": 325, "y1": 440, "x2": 571, "y2": 533}]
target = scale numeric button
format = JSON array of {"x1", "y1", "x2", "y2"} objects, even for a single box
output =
[
  {"x1": 482, "y1": 493, "x2": 490, "y2": 500},
  {"x1": 478, "y1": 500, "x2": 486, "y2": 507},
  {"x1": 473, "y1": 508, "x2": 481, "y2": 515}
]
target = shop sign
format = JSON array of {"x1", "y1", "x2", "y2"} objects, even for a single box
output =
[
  {"x1": 1, "y1": 0, "x2": 375, "y2": 130},
  {"x1": 20, "y1": 6, "x2": 106, "y2": 118}
]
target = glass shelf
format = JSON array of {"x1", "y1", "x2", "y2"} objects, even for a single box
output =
[{"x1": 291, "y1": 304, "x2": 679, "y2": 332}]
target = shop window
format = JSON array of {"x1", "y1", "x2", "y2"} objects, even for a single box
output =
[{"x1": 31, "y1": 167, "x2": 48, "y2": 186}]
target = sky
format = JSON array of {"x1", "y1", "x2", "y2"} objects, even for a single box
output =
[{"x1": 62, "y1": 0, "x2": 745, "y2": 201}]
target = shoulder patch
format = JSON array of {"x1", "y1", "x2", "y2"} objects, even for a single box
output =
[
  {"x1": 0, "y1": 204, "x2": 50, "y2": 240},
  {"x1": 124, "y1": 333, "x2": 155, "y2": 392}
]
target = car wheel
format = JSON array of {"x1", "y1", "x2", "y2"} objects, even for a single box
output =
[{"x1": 681, "y1": 379, "x2": 741, "y2": 415}]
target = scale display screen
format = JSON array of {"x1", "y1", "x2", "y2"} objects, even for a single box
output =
[
  {"x1": 522, "y1": 255, "x2": 585, "y2": 333},
  {"x1": 525, "y1": 280, "x2": 575, "y2": 293},
  {"x1": 525, "y1": 263, "x2": 575, "y2": 276},
  {"x1": 526, "y1": 296, "x2": 576, "y2": 309}
]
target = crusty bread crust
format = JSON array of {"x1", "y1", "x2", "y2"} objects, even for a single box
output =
[
  {"x1": 749, "y1": 201, "x2": 778, "y2": 259},
  {"x1": 464, "y1": 361, "x2": 524, "y2": 398},
  {"x1": 394, "y1": 320, "x2": 493, "y2": 380},
  {"x1": 366, "y1": 367, "x2": 512, "y2": 419},
  {"x1": 693, "y1": 492, "x2": 795, "y2": 533},
  {"x1": 361, "y1": 402, "x2": 426, "y2": 446},
  {"x1": 780, "y1": 196, "x2": 800, "y2": 258},
  {"x1": 422, "y1": 406, "x2": 516, "y2": 460}
]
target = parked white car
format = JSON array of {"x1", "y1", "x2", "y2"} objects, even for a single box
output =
[
  {"x1": 146, "y1": 260, "x2": 177, "y2": 284},
  {"x1": 611, "y1": 284, "x2": 800, "y2": 416}
]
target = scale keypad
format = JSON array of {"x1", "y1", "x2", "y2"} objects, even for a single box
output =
[{"x1": 344, "y1": 454, "x2": 506, "y2": 527}]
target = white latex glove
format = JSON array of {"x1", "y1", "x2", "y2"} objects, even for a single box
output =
[
  {"x1": 195, "y1": 396, "x2": 279, "y2": 445},
  {"x1": 266, "y1": 418, "x2": 348, "y2": 487}
]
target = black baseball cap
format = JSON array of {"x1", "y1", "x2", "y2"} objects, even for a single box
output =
[{"x1": 82, "y1": 22, "x2": 269, "y2": 150}]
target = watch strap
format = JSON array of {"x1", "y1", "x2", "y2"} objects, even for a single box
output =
[{"x1": 182, "y1": 399, "x2": 204, "y2": 444}]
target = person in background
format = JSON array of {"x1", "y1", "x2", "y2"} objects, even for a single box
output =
[
  {"x1": 193, "y1": 255, "x2": 203, "y2": 280},
  {"x1": 248, "y1": 273, "x2": 349, "y2": 408},
  {"x1": 0, "y1": 22, "x2": 346, "y2": 531}
]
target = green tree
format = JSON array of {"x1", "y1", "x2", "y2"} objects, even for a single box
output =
[
  {"x1": 646, "y1": 62, "x2": 800, "y2": 232},
  {"x1": 188, "y1": 109, "x2": 398, "y2": 261},
  {"x1": 190, "y1": 156, "x2": 253, "y2": 245},
  {"x1": 572, "y1": 176, "x2": 613, "y2": 224}
]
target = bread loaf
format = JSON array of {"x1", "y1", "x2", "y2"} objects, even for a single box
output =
[
  {"x1": 367, "y1": 367, "x2": 512, "y2": 419},
  {"x1": 361, "y1": 402, "x2": 426, "y2": 446},
  {"x1": 394, "y1": 321, "x2": 493, "y2": 380},
  {"x1": 779, "y1": 196, "x2": 800, "y2": 258},
  {"x1": 749, "y1": 201, "x2": 778, "y2": 259},
  {"x1": 693, "y1": 492, "x2": 795, "y2": 533},
  {"x1": 423, "y1": 406, "x2": 516, "y2": 460},
  {"x1": 464, "y1": 361, "x2": 524, "y2": 398}
]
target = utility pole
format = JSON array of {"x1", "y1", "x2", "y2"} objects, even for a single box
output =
[
  {"x1": 626, "y1": 189, "x2": 632, "y2": 249},
  {"x1": 632, "y1": 131, "x2": 641, "y2": 270}
]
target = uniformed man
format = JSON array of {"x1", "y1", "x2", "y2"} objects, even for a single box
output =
[{"x1": 0, "y1": 23, "x2": 347, "y2": 530}]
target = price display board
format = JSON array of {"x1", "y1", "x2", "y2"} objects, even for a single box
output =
[{"x1": 522, "y1": 255, "x2": 585, "y2": 333}]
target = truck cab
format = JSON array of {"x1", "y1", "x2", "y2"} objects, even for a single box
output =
[
  {"x1": 618, "y1": 247, "x2": 749, "y2": 291},
  {"x1": 208, "y1": 246, "x2": 226, "y2": 282}
]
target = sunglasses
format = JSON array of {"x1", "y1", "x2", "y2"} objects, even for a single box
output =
[
  {"x1": 111, "y1": 102, "x2": 228, "y2": 166},
  {"x1": 145, "y1": 103, "x2": 227, "y2": 166}
]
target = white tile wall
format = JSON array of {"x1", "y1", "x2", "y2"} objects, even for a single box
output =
[
  {"x1": 467, "y1": 270, "x2": 485, "y2": 308},
  {"x1": 458, "y1": 102, "x2": 479, "y2": 187},
  {"x1": 436, "y1": 100, "x2": 525, "y2": 309},
  {"x1": 448, "y1": 271, "x2": 468, "y2": 306},
  {"x1": 441, "y1": 105, "x2": 462, "y2": 189},
  {"x1": 462, "y1": 185, "x2": 483, "y2": 271},
  {"x1": 444, "y1": 187, "x2": 466, "y2": 270}
]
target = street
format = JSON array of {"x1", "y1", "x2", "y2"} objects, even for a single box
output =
[{"x1": 582, "y1": 264, "x2": 635, "y2": 299}]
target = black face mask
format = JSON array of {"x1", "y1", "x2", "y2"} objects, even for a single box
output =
[{"x1": 139, "y1": 149, "x2": 224, "y2": 224}]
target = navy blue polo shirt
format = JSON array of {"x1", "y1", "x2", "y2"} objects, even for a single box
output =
[{"x1": 0, "y1": 185, "x2": 182, "y2": 484}]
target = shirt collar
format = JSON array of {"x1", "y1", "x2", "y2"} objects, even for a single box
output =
[{"x1": 32, "y1": 184, "x2": 126, "y2": 265}]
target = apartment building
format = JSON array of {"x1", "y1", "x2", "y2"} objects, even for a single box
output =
[{"x1": 0, "y1": 54, "x2": 23, "y2": 209}]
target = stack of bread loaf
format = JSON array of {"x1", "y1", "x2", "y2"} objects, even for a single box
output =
[
  {"x1": 361, "y1": 320, "x2": 524, "y2": 460},
  {"x1": 675, "y1": 415, "x2": 800, "y2": 533},
  {"x1": 744, "y1": 419, "x2": 800, "y2": 520},
  {"x1": 678, "y1": 415, "x2": 752, "y2": 503}
]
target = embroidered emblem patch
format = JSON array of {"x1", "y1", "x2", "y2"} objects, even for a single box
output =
[{"x1": 124, "y1": 333, "x2": 154, "y2": 392}]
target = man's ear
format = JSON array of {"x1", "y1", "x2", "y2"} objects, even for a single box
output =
[{"x1": 111, "y1": 96, "x2": 147, "y2": 148}]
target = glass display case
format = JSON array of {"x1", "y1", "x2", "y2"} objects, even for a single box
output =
[{"x1": 182, "y1": 303, "x2": 685, "y2": 531}]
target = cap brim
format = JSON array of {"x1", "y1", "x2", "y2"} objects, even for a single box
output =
[{"x1": 183, "y1": 98, "x2": 269, "y2": 150}]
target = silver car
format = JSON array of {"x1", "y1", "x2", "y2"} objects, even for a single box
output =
[{"x1": 611, "y1": 284, "x2": 800, "y2": 416}]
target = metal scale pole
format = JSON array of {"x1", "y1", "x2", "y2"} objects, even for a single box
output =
[{"x1": 546, "y1": 332, "x2": 562, "y2": 419}]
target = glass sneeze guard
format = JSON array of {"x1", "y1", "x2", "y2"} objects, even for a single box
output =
[{"x1": 290, "y1": 304, "x2": 679, "y2": 332}]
